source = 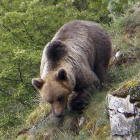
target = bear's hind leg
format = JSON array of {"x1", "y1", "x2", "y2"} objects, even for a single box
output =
[{"x1": 94, "y1": 64, "x2": 108, "y2": 86}]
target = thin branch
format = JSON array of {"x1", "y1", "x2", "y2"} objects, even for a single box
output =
[
  {"x1": 18, "y1": 64, "x2": 23, "y2": 82},
  {"x1": 21, "y1": 20, "x2": 33, "y2": 41},
  {"x1": 0, "y1": 88, "x2": 11, "y2": 95},
  {"x1": 34, "y1": 20, "x2": 46, "y2": 37},
  {"x1": 0, "y1": 88, "x2": 4, "y2": 92},
  {"x1": 2, "y1": 24, "x2": 25, "y2": 43},
  {"x1": 4, "y1": 78, "x2": 21, "y2": 82}
]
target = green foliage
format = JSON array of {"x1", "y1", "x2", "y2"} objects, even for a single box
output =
[{"x1": 107, "y1": 0, "x2": 139, "y2": 21}]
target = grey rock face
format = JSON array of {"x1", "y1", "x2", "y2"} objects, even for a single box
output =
[{"x1": 107, "y1": 83, "x2": 140, "y2": 140}]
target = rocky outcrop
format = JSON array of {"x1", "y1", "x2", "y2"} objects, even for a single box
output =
[{"x1": 107, "y1": 81, "x2": 140, "y2": 140}]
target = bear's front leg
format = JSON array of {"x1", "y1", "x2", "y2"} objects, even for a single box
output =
[{"x1": 68, "y1": 88, "x2": 91, "y2": 113}]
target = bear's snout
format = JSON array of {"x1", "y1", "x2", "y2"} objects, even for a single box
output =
[
  {"x1": 55, "y1": 113, "x2": 63, "y2": 118},
  {"x1": 52, "y1": 103, "x2": 65, "y2": 119},
  {"x1": 55, "y1": 113, "x2": 64, "y2": 124}
]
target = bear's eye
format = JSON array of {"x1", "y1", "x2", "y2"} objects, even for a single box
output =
[
  {"x1": 57, "y1": 96, "x2": 64, "y2": 103},
  {"x1": 48, "y1": 101, "x2": 53, "y2": 104}
]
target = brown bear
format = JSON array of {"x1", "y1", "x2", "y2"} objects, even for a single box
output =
[{"x1": 32, "y1": 20, "x2": 111, "y2": 123}]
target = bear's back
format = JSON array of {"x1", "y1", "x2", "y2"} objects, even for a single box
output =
[
  {"x1": 52, "y1": 20, "x2": 111, "y2": 70},
  {"x1": 52, "y1": 20, "x2": 105, "y2": 43},
  {"x1": 40, "y1": 20, "x2": 111, "y2": 84}
]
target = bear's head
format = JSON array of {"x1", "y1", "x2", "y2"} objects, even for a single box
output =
[{"x1": 32, "y1": 68, "x2": 72, "y2": 122}]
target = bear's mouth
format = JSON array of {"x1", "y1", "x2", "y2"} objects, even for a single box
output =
[{"x1": 55, "y1": 115, "x2": 64, "y2": 124}]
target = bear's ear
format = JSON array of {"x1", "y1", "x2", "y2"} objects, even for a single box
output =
[
  {"x1": 56, "y1": 68, "x2": 67, "y2": 81},
  {"x1": 32, "y1": 78, "x2": 44, "y2": 90}
]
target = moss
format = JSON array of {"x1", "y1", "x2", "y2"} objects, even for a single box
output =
[
  {"x1": 109, "y1": 79, "x2": 140, "y2": 107},
  {"x1": 16, "y1": 134, "x2": 28, "y2": 140},
  {"x1": 110, "y1": 80, "x2": 138, "y2": 98},
  {"x1": 109, "y1": 88, "x2": 117, "y2": 93},
  {"x1": 82, "y1": 118, "x2": 95, "y2": 133},
  {"x1": 94, "y1": 125, "x2": 110, "y2": 136},
  {"x1": 128, "y1": 81, "x2": 140, "y2": 103},
  {"x1": 86, "y1": 125, "x2": 111, "y2": 140},
  {"x1": 26, "y1": 102, "x2": 51, "y2": 126},
  {"x1": 123, "y1": 80, "x2": 138, "y2": 89},
  {"x1": 34, "y1": 134, "x2": 45, "y2": 140}
]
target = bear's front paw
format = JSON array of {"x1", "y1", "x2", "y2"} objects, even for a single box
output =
[{"x1": 68, "y1": 92, "x2": 89, "y2": 112}]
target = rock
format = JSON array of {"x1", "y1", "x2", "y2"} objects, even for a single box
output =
[
  {"x1": 107, "y1": 81, "x2": 140, "y2": 140},
  {"x1": 78, "y1": 116, "x2": 85, "y2": 127},
  {"x1": 115, "y1": 51, "x2": 121, "y2": 59}
]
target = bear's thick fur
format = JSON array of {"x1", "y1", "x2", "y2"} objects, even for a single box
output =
[{"x1": 32, "y1": 20, "x2": 111, "y2": 122}]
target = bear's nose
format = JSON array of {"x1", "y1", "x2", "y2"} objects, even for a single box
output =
[{"x1": 55, "y1": 113, "x2": 63, "y2": 117}]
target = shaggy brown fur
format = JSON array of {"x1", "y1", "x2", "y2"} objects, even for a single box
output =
[{"x1": 32, "y1": 20, "x2": 111, "y2": 122}]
